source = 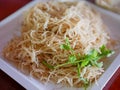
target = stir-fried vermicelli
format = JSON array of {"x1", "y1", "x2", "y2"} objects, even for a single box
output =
[{"x1": 3, "y1": 1, "x2": 112, "y2": 87}]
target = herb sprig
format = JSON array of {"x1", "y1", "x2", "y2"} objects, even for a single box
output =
[
  {"x1": 54, "y1": 38, "x2": 114, "y2": 69},
  {"x1": 42, "y1": 38, "x2": 114, "y2": 89}
]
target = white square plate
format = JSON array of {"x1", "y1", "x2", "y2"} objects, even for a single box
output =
[{"x1": 0, "y1": 0, "x2": 120, "y2": 90}]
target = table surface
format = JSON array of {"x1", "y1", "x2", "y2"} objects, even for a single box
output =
[{"x1": 0, "y1": 0, "x2": 120, "y2": 90}]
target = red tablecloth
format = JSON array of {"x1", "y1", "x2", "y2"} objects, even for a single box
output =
[{"x1": 0, "y1": 0, "x2": 120, "y2": 90}]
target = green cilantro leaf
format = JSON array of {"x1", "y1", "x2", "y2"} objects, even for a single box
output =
[
  {"x1": 60, "y1": 38, "x2": 71, "y2": 50},
  {"x1": 81, "y1": 60, "x2": 89, "y2": 68},
  {"x1": 100, "y1": 45, "x2": 114, "y2": 57},
  {"x1": 60, "y1": 44, "x2": 71, "y2": 50},
  {"x1": 68, "y1": 55, "x2": 77, "y2": 63}
]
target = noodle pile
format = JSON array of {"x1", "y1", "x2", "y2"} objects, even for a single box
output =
[{"x1": 3, "y1": 1, "x2": 110, "y2": 87}]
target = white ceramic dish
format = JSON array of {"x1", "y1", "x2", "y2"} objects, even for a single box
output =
[{"x1": 0, "y1": 0, "x2": 120, "y2": 90}]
